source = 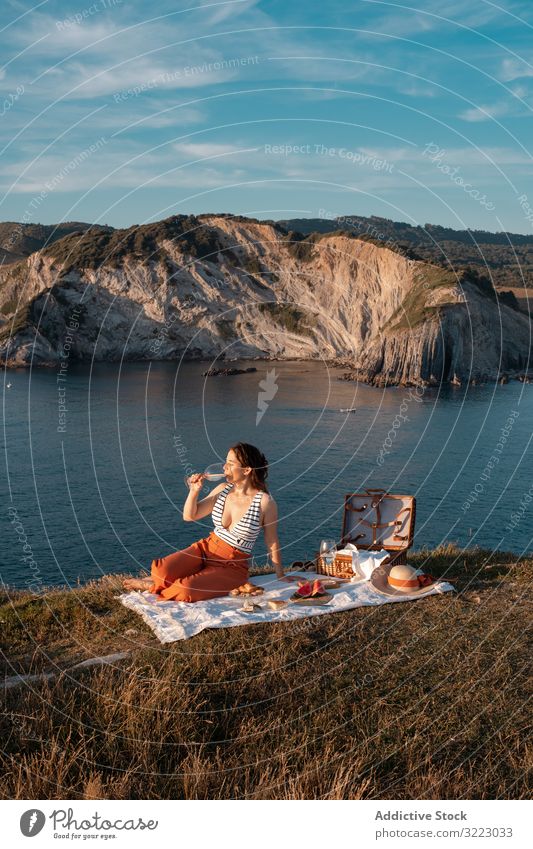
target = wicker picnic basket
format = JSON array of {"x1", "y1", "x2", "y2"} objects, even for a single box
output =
[{"x1": 316, "y1": 488, "x2": 416, "y2": 577}]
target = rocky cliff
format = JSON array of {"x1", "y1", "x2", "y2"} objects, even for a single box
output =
[{"x1": 0, "y1": 214, "x2": 530, "y2": 385}]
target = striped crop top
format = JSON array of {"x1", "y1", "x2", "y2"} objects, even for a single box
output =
[{"x1": 212, "y1": 484, "x2": 263, "y2": 553}]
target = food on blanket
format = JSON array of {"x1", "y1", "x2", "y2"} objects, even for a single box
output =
[
  {"x1": 230, "y1": 582, "x2": 264, "y2": 597},
  {"x1": 291, "y1": 579, "x2": 332, "y2": 604},
  {"x1": 417, "y1": 573, "x2": 436, "y2": 587},
  {"x1": 387, "y1": 564, "x2": 421, "y2": 592},
  {"x1": 241, "y1": 599, "x2": 262, "y2": 612},
  {"x1": 294, "y1": 579, "x2": 328, "y2": 598},
  {"x1": 268, "y1": 599, "x2": 288, "y2": 610},
  {"x1": 295, "y1": 581, "x2": 313, "y2": 597},
  {"x1": 290, "y1": 591, "x2": 332, "y2": 606}
]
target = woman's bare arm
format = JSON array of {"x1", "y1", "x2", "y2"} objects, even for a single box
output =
[
  {"x1": 262, "y1": 496, "x2": 285, "y2": 579},
  {"x1": 183, "y1": 480, "x2": 227, "y2": 521}
]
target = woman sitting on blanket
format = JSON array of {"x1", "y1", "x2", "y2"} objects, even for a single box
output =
[{"x1": 123, "y1": 442, "x2": 294, "y2": 601}]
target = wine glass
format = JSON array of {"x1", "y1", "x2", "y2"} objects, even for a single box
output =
[
  {"x1": 204, "y1": 462, "x2": 226, "y2": 481},
  {"x1": 320, "y1": 539, "x2": 337, "y2": 567},
  {"x1": 350, "y1": 547, "x2": 362, "y2": 582},
  {"x1": 184, "y1": 462, "x2": 226, "y2": 488}
]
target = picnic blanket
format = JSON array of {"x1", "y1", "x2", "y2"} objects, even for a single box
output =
[{"x1": 118, "y1": 564, "x2": 455, "y2": 643}]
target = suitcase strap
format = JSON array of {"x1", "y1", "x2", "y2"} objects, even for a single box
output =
[
  {"x1": 342, "y1": 532, "x2": 366, "y2": 545},
  {"x1": 349, "y1": 507, "x2": 412, "y2": 546}
]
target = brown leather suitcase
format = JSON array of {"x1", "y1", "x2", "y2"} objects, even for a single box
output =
[{"x1": 316, "y1": 488, "x2": 416, "y2": 575}]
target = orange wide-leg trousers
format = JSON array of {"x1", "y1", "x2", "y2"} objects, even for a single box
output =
[{"x1": 149, "y1": 531, "x2": 250, "y2": 603}]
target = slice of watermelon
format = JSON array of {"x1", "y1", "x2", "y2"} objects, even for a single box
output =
[
  {"x1": 294, "y1": 581, "x2": 313, "y2": 597},
  {"x1": 311, "y1": 579, "x2": 325, "y2": 597}
]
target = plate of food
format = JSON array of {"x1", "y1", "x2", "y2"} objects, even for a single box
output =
[
  {"x1": 229, "y1": 582, "x2": 264, "y2": 598},
  {"x1": 290, "y1": 579, "x2": 333, "y2": 606}
]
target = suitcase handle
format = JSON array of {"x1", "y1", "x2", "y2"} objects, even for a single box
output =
[{"x1": 364, "y1": 488, "x2": 388, "y2": 495}]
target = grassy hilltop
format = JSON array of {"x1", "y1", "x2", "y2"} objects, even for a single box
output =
[{"x1": 1, "y1": 545, "x2": 531, "y2": 800}]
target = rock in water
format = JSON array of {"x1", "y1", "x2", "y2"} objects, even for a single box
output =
[{"x1": 202, "y1": 367, "x2": 257, "y2": 377}]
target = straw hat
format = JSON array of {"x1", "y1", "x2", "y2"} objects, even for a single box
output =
[{"x1": 371, "y1": 562, "x2": 438, "y2": 597}]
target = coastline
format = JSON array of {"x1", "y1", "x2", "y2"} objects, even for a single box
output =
[{"x1": 2, "y1": 350, "x2": 532, "y2": 387}]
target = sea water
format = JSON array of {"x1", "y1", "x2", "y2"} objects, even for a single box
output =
[{"x1": 1, "y1": 359, "x2": 531, "y2": 589}]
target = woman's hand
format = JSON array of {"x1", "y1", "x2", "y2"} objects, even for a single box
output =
[{"x1": 187, "y1": 473, "x2": 205, "y2": 494}]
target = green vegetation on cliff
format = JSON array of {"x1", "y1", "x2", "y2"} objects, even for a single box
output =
[
  {"x1": 382, "y1": 262, "x2": 522, "y2": 334},
  {"x1": 280, "y1": 215, "x2": 533, "y2": 290},
  {"x1": 42, "y1": 216, "x2": 226, "y2": 273},
  {"x1": 258, "y1": 302, "x2": 317, "y2": 336},
  {"x1": 384, "y1": 265, "x2": 459, "y2": 332}
]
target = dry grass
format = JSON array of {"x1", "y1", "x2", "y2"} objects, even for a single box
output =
[
  {"x1": 1, "y1": 545, "x2": 531, "y2": 800},
  {"x1": 496, "y1": 286, "x2": 532, "y2": 316}
]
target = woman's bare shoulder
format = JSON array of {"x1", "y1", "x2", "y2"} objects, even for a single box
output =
[{"x1": 259, "y1": 492, "x2": 277, "y2": 510}]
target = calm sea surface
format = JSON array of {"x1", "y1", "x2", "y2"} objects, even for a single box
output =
[{"x1": 2, "y1": 360, "x2": 532, "y2": 590}]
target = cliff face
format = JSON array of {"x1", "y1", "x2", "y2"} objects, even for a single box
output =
[
  {"x1": 0, "y1": 214, "x2": 530, "y2": 385},
  {"x1": 342, "y1": 273, "x2": 532, "y2": 386}
]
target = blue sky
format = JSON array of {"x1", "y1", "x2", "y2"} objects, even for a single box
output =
[{"x1": 1, "y1": 0, "x2": 533, "y2": 233}]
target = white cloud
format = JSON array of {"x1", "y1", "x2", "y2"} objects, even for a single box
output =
[
  {"x1": 38, "y1": 55, "x2": 247, "y2": 101},
  {"x1": 500, "y1": 57, "x2": 533, "y2": 81},
  {"x1": 263, "y1": 55, "x2": 387, "y2": 85},
  {"x1": 458, "y1": 102, "x2": 510, "y2": 122},
  {"x1": 204, "y1": 0, "x2": 260, "y2": 26},
  {"x1": 419, "y1": 145, "x2": 532, "y2": 166},
  {"x1": 361, "y1": 0, "x2": 514, "y2": 38},
  {"x1": 125, "y1": 106, "x2": 205, "y2": 128},
  {"x1": 0, "y1": 99, "x2": 204, "y2": 145},
  {"x1": 8, "y1": 138, "x2": 529, "y2": 197},
  {"x1": 397, "y1": 82, "x2": 438, "y2": 98},
  {"x1": 510, "y1": 83, "x2": 529, "y2": 98},
  {"x1": 6, "y1": 8, "x2": 263, "y2": 102},
  {"x1": 174, "y1": 142, "x2": 252, "y2": 157}
]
